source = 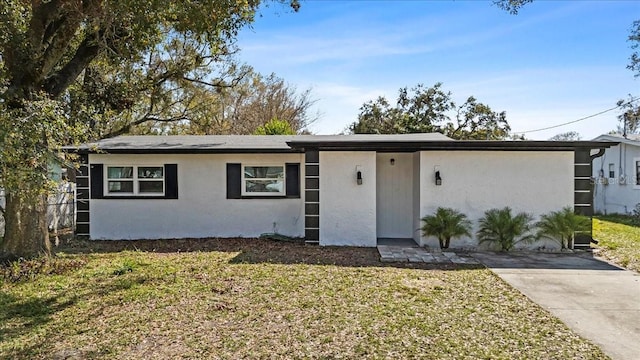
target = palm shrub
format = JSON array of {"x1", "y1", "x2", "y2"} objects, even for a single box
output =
[
  {"x1": 477, "y1": 207, "x2": 535, "y2": 251},
  {"x1": 536, "y1": 207, "x2": 591, "y2": 249},
  {"x1": 421, "y1": 207, "x2": 472, "y2": 249}
]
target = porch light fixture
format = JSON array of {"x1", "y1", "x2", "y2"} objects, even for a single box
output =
[
  {"x1": 357, "y1": 170, "x2": 363, "y2": 185},
  {"x1": 390, "y1": 158, "x2": 395, "y2": 165},
  {"x1": 435, "y1": 170, "x2": 442, "y2": 186}
]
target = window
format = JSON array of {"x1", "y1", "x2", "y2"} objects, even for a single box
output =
[
  {"x1": 107, "y1": 166, "x2": 133, "y2": 193},
  {"x1": 138, "y1": 166, "x2": 164, "y2": 193},
  {"x1": 226, "y1": 163, "x2": 300, "y2": 199},
  {"x1": 242, "y1": 165, "x2": 284, "y2": 195},
  {"x1": 90, "y1": 164, "x2": 177, "y2": 199},
  {"x1": 106, "y1": 165, "x2": 164, "y2": 196},
  {"x1": 636, "y1": 160, "x2": 640, "y2": 186},
  {"x1": 609, "y1": 163, "x2": 615, "y2": 178}
]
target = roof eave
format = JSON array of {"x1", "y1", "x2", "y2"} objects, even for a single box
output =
[
  {"x1": 63, "y1": 147, "x2": 303, "y2": 154},
  {"x1": 286, "y1": 140, "x2": 619, "y2": 152}
]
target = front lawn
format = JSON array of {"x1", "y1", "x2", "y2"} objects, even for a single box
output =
[
  {"x1": 1, "y1": 239, "x2": 607, "y2": 359},
  {"x1": 593, "y1": 215, "x2": 640, "y2": 272}
]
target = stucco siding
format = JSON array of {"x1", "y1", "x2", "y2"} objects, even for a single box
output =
[
  {"x1": 418, "y1": 151, "x2": 574, "y2": 249},
  {"x1": 592, "y1": 143, "x2": 640, "y2": 214},
  {"x1": 89, "y1": 153, "x2": 304, "y2": 240},
  {"x1": 319, "y1": 151, "x2": 377, "y2": 246}
]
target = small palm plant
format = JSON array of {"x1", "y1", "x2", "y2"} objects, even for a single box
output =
[
  {"x1": 536, "y1": 207, "x2": 591, "y2": 249},
  {"x1": 421, "y1": 207, "x2": 472, "y2": 249},
  {"x1": 477, "y1": 207, "x2": 535, "y2": 251}
]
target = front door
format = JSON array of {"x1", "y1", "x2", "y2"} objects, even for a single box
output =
[{"x1": 376, "y1": 153, "x2": 414, "y2": 238}]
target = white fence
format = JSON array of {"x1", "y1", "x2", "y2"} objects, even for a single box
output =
[{"x1": 0, "y1": 182, "x2": 76, "y2": 237}]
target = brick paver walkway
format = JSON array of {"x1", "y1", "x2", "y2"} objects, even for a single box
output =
[{"x1": 377, "y1": 245, "x2": 479, "y2": 264}]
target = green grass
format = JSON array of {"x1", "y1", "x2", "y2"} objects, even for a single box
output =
[
  {"x1": 1, "y1": 239, "x2": 608, "y2": 359},
  {"x1": 593, "y1": 215, "x2": 640, "y2": 272}
]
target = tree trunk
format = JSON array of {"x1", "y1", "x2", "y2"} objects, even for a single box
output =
[{"x1": 1, "y1": 192, "x2": 50, "y2": 260}]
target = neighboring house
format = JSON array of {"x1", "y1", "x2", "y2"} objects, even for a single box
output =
[
  {"x1": 0, "y1": 156, "x2": 75, "y2": 237},
  {"x1": 67, "y1": 134, "x2": 614, "y2": 249},
  {"x1": 592, "y1": 134, "x2": 640, "y2": 214}
]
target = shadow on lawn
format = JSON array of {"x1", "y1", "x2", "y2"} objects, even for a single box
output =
[
  {"x1": 0, "y1": 273, "x2": 149, "y2": 359},
  {"x1": 0, "y1": 291, "x2": 76, "y2": 340},
  {"x1": 0, "y1": 289, "x2": 80, "y2": 357},
  {"x1": 56, "y1": 237, "x2": 482, "y2": 270}
]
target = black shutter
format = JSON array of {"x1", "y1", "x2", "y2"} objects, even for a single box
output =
[
  {"x1": 286, "y1": 163, "x2": 300, "y2": 198},
  {"x1": 164, "y1": 164, "x2": 178, "y2": 199},
  {"x1": 227, "y1": 163, "x2": 242, "y2": 199},
  {"x1": 90, "y1": 164, "x2": 104, "y2": 199}
]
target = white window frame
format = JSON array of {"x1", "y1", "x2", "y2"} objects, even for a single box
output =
[
  {"x1": 241, "y1": 164, "x2": 285, "y2": 196},
  {"x1": 105, "y1": 165, "x2": 165, "y2": 196}
]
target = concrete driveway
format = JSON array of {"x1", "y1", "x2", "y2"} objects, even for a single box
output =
[{"x1": 471, "y1": 252, "x2": 640, "y2": 360}]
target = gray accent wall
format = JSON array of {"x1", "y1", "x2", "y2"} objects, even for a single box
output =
[
  {"x1": 75, "y1": 154, "x2": 90, "y2": 238},
  {"x1": 305, "y1": 150, "x2": 320, "y2": 244},
  {"x1": 574, "y1": 148, "x2": 594, "y2": 248}
]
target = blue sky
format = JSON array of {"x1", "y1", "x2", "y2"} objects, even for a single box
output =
[{"x1": 236, "y1": 1, "x2": 640, "y2": 139}]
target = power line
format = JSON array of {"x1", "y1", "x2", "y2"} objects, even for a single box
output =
[{"x1": 512, "y1": 96, "x2": 640, "y2": 135}]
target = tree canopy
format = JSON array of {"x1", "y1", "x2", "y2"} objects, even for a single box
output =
[
  {"x1": 254, "y1": 117, "x2": 296, "y2": 135},
  {"x1": 613, "y1": 21, "x2": 640, "y2": 136},
  {"x1": 492, "y1": 0, "x2": 534, "y2": 15},
  {"x1": 615, "y1": 95, "x2": 640, "y2": 135},
  {"x1": 0, "y1": 0, "x2": 299, "y2": 259},
  {"x1": 627, "y1": 20, "x2": 640, "y2": 77},
  {"x1": 162, "y1": 67, "x2": 317, "y2": 135},
  {"x1": 548, "y1": 131, "x2": 581, "y2": 141},
  {"x1": 349, "y1": 83, "x2": 511, "y2": 140}
]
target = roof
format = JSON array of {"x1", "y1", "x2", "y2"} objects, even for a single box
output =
[
  {"x1": 70, "y1": 135, "x2": 305, "y2": 153},
  {"x1": 67, "y1": 133, "x2": 617, "y2": 154},
  {"x1": 592, "y1": 134, "x2": 640, "y2": 147},
  {"x1": 68, "y1": 133, "x2": 452, "y2": 153},
  {"x1": 287, "y1": 138, "x2": 617, "y2": 152}
]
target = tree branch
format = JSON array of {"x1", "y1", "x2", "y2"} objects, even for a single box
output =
[
  {"x1": 182, "y1": 65, "x2": 250, "y2": 89},
  {"x1": 43, "y1": 31, "x2": 101, "y2": 98},
  {"x1": 40, "y1": 15, "x2": 83, "y2": 77},
  {"x1": 101, "y1": 114, "x2": 190, "y2": 139},
  {"x1": 182, "y1": 77, "x2": 235, "y2": 89},
  {"x1": 28, "y1": 0, "x2": 65, "y2": 54}
]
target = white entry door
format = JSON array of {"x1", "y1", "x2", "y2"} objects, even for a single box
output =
[{"x1": 376, "y1": 153, "x2": 414, "y2": 238}]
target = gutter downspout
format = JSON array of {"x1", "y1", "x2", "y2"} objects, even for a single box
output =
[{"x1": 591, "y1": 148, "x2": 606, "y2": 161}]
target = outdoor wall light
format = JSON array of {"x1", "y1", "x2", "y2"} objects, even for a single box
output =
[
  {"x1": 357, "y1": 170, "x2": 363, "y2": 185},
  {"x1": 390, "y1": 158, "x2": 395, "y2": 165},
  {"x1": 435, "y1": 170, "x2": 442, "y2": 186}
]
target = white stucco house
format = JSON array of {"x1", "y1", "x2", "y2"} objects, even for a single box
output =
[
  {"x1": 592, "y1": 133, "x2": 640, "y2": 214},
  {"x1": 68, "y1": 134, "x2": 614, "y2": 249}
]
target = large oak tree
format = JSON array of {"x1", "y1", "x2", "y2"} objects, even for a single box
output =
[
  {"x1": 0, "y1": 0, "x2": 299, "y2": 259},
  {"x1": 349, "y1": 83, "x2": 511, "y2": 140}
]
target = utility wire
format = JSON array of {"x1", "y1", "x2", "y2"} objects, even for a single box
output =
[{"x1": 512, "y1": 96, "x2": 640, "y2": 135}]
